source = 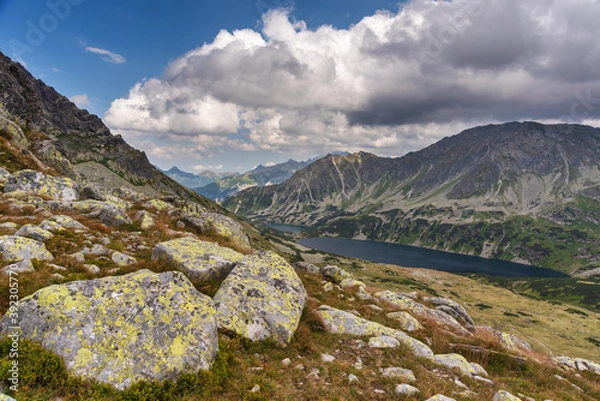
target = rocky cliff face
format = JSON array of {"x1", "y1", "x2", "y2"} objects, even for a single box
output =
[
  {"x1": 224, "y1": 123, "x2": 600, "y2": 274},
  {"x1": 0, "y1": 51, "x2": 213, "y2": 208}
]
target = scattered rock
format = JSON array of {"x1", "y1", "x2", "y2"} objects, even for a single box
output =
[
  {"x1": 250, "y1": 384, "x2": 261, "y2": 393},
  {"x1": 0, "y1": 394, "x2": 17, "y2": 401},
  {"x1": 493, "y1": 390, "x2": 521, "y2": 401},
  {"x1": 395, "y1": 383, "x2": 420, "y2": 396},
  {"x1": 152, "y1": 237, "x2": 244, "y2": 281},
  {"x1": 52, "y1": 200, "x2": 132, "y2": 227},
  {"x1": 15, "y1": 224, "x2": 54, "y2": 242},
  {"x1": 282, "y1": 358, "x2": 292, "y2": 366},
  {"x1": 348, "y1": 373, "x2": 359, "y2": 383},
  {"x1": 1, "y1": 259, "x2": 35, "y2": 275},
  {"x1": 369, "y1": 335, "x2": 400, "y2": 348},
  {"x1": 323, "y1": 282, "x2": 334, "y2": 292},
  {"x1": 321, "y1": 353, "x2": 335, "y2": 362},
  {"x1": 137, "y1": 210, "x2": 155, "y2": 230},
  {"x1": 143, "y1": 199, "x2": 174, "y2": 212},
  {"x1": 40, "y1": 215, "x2": 88, "y2": 233},
  {"x1": 425, "y1": 395, "x2": 457, "y2": 401},
  {"x1": 473, "y1": 375, "x2": 494, "y2": 385},
  {"x1": 293, "y1": 262, "x2": 320, "y2": 275},
  {"x1": 380, "y1": 367, "x2": 416, "y2": 382},
  {"x1": 307, "y1": 368, "x2": 320, "y2": 380},
  {"x1": 83, "y1": 264, "x2": 100, "y2": 275},
  {"x1": 354, "y1": 356, "x2": 364, "y2": 370},
  {"x1": 4, "y1": 170, "x2": 78, "y2": 201},
  {"x1": 0, "y1": 270, "x2": 218, "y2": 390},
  {"x1": 0, "y1": 235, "x2": 54, "y2": 263},
  {"x1": 79, "y1": 184, "x2": 106, "y2": 201},
  {"x1": 555, "y1": 356, "x2": 600, "y2": 375},
  {"x1": 70, "y1": 252, "x2": 85, "y2": 263},
  {"x1": 339, "y1": 278, "x2": 366, "y2": 289},
  {"x1": 182, "y1": 212, "x2": 251, "y2": 252},
  {"x1": 423, "y1": 296, "x2": 476, "y2": 332},
  {"x1": 213, "y1": 251, "x2": 307, "y2": 345},
  {"x1": 317, "y1": 305, "x2": 434, "y2": 359},
  {"x1": 386, "y1": 311, "x2": 424, "y2": 332},
  {"x1": 376, "y1": 291, "x2": 471, "y2": 336},
  {"x1": 82, "y1": 244, "x2": 111, "y2": 256},
  {"x1": 321, "y1": 265, "x2": 352, "y2": 283},
  {"x1": 111, "y1": 251, "x2": 137, "y2": 267},
  {"x1": 477, "y1": 326, "x2": 532, "y2": 354},
  {"x1": 0, "y1": 222, "x2": 18, "y2": 230},
  {"x1": 433, "y1": 354, "x2": 487, "y2": 378}
]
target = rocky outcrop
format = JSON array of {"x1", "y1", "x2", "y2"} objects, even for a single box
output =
[
  {"x1": 317, "y1": 305, "x2": 434, "y2": 359},
  {"x1": 152, "y1": 237, "x2": 244, "y2": 281},
  {"x1": 0, "y1": 235, "x2": 53, "y2": 263},
  {"x1": 213, "y1": 251, "x2": 306, "y2": 345},
  {"x1": 4, "y1": 170, "x2": 78, "y2": 201},
  {"x1": 182, "y1": 212, "x2": 251, "y2": 252},
  {"x1": 47, "y1": 200, "x2": 132, "y2": 227},
  {"x1": 376, "y1": 291, "x2": 472, "y2": 336},
  {"x1": 0, "y1": 270, "x2": 218, "y2": 390},
  {"x1": 555, "y1": 356, "x2": 600, "y2": 375}
]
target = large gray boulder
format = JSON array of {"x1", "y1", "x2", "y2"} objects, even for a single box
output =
[
  {"x1": 213, "y1": 251, "x2": 306, "y2": 345},
  {"x1": 46, "y1": 200, "x2": 132, "y2": 227},
  {"x1": 317, "y1": 305, "x2": 434, "y2": 359},
  {"x1": 15, "y1": 224, "x2": 54, "y2": 242},
  {"x1": 152, "y1": 237, "x2": 245, "y2": 281},
  {"x1": 0, "y1": 270, "x2": 218, "y2": 390},
  {"x1": 182, "y1": 212, "x2": 251, "y2": 252},
  {"x1": 4, "y1": 170, "x2": 78, "y2": 201},
  {"x1": 0, "y1": 235, "x2": 54, "y2": 263}
]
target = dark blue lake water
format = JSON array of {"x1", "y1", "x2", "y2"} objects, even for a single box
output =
[{"x1": 297, "y1": 237, "x2": 568, "y2": 278}]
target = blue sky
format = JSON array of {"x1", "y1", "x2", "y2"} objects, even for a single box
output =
[
  {"x1": 0, "y1": 0, "x2": 401, "y2": 118},
  {"x1": 1, "y1": 0, "x2": 600, "y2": 173}
]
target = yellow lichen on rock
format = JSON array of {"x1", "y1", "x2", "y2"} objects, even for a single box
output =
[
  {"x1": 213, "y1": 251, "x2": 307, "y2": 345},
  {"x1": 152, "y1": 237, "x2": 244, "y2": 281},
  {"x1": 0, "y1": 269, "x2": 218, "y2": 390}
]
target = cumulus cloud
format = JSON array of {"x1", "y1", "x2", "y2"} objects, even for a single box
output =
[
  {"x1": 70, "y1": 93, "x2": 90, "y2": 108},
  {"x1": 85, "y1": 46, "x2": 126, "y2": 64},
  {"x1": 105, "y1": 0, "x2": 600, "y2": 163}
]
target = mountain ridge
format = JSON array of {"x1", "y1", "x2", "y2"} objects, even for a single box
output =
[{"x1": 225, "y1": 122, "x2": 600, "y2": 274}]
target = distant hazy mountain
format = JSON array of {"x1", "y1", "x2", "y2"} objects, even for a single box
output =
[
  {"x1": 224, "y1": 122, "x2": 600, "y2": 275},
  {"x1": 195, "y1": 157, "x2": 323, "y2": 201},
  {"x1": 161, "y1": 166, "x2": 234, "y2": 189}
]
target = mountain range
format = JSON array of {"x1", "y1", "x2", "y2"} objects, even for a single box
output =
[
  {"x1": 224, "y1": 122, "x2": 600, "y2": 275},
  {"x1": 160, "y1": 166, "x2": 235, "y2": 190}
]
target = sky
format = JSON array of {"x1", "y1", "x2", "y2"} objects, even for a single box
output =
[{"x1": 1, "y1": 0, "x2": 600, "y2": 173}]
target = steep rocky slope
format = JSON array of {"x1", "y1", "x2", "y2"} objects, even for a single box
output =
[
  {"x1": 225, "y1": 123, "x2": 600, "y2": 274},
  {"x1": 0, "y1": 52, "x2": 214, "y2": 208}
]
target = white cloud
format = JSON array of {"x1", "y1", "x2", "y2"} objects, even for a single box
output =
[
  {"x1": 192, "y1": 164, "x2": 224, "y2": 171},
  {"x1": 85, "y1": 46, "x2": 126, "y2": 64},
  {"x1": 105, "y1": 0, "x2": 600, "y2": 164},
  {"x1": 51, "y1": 66, "x2": 59, "y2": 72},
  {"x1": 70, "y1": 93, "x2": 90, "y2": 108}
]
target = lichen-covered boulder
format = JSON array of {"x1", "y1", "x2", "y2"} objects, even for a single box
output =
[
  {"x1": 493, "y1": 390, "x2": 521, "y2": 401},
  {"x1": 182, "y1": 212, "x2": 251, "y2": 253},
  {"x1": 395, "y1": 384, "x2": 420, "y2": 396},
  {"x1": 386, "y1": 311, "x2": 424, "y2": 332},
  {"x1": 477, "y1": 326, "x2": 532, "y2": 354},
  {"x1": 48, "y1": 200, "x2": 132, "y2": 227},
  {"x1": 1, "y1": 259, "x2": 35, "y2": 275},
  {"x1": 376, "y1": 291, "x2": 471, "y2": 336},
  {"x1": 293, "y1": 262, "x2": 321, "y2": 275},
  {"x1": 380, "y1": 367, "x2": 416, "y2": 382},
  {"x1": 40, "y1": 215, "x2": 88, "y2": 233},
  {"x1": 0, "y1": 393, "x2": 17, "y2": 401},
  {"x1": 153, "y1": 237, "x2": 244, "y2": 281},
  {"x1": 0, "y1": 235, "x2": 54, "y2": 263},
  {"x1": 4, "y1": 170, "x2": 78, "y2": 201},
  {"x1": 0, "y1": 167, "x2": 10, "y2": 184},
  {"x1": 15, "y1": 224, "x2": 54, "y2": 242},
  {"x1": 137, "y1": 210, "x2": 156, "y2": 230},
  {"x1": 213, "y1": 251, "x2": 306, "y2": 345},
  {"x1": 317, "y1": 305, "x2": 434, "y2": 359},
  {"x1": 321, "y1": 265, "x2": 352, "y2": 283},
  {"x1": 423, "y1": 296, "x2": 476, "y2": 332},
  {"x1": 144, "y1": 198, "x2": 175, "y2": 212},
  {"x1": 0, "y1": 270, "x2": 218, "y2": 390},
  {"x1": 111, "y1": 251, "x2": 137, "y2": 267},
  {"x1": 433, "y1": 354, "x2": 487, "y2": 377}
]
